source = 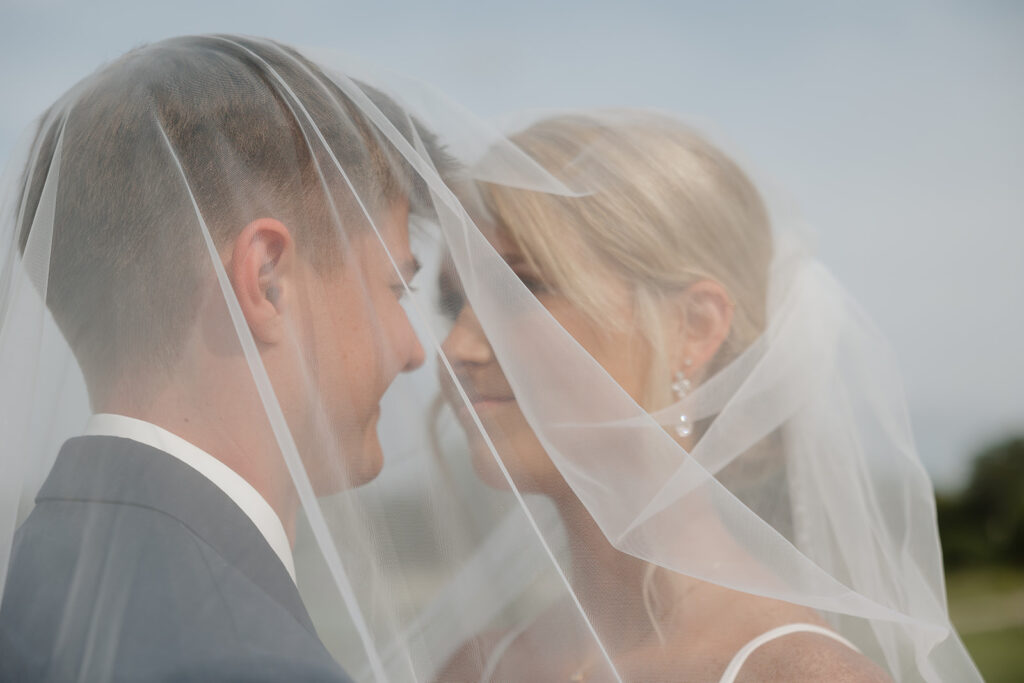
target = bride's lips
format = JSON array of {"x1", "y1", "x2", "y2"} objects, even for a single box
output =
[
  {"x1": 454, "y1": 387, "x2": 517, "y2": 414},
  {"x1": 438, "y1": 367, "x2": 517, "y2": 415},
  {"x1": 468, "y1": 394, "x2": 516, "y2": 411}
]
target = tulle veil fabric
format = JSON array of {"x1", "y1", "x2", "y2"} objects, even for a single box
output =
[{"x1": 0, "y1": 34, "x2": 978, "y2": 682}]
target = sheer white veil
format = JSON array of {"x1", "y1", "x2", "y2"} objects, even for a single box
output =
[
  {"x1": 0, "y1": 38, "x2": 977, "y2": 682},
  {"x1": 415, "y1": 109, "x2": 980, "y2": 682}
]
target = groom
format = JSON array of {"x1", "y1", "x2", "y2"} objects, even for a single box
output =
[{"x1": 0, "y1": 36, "x2": 450, "y2": 681}]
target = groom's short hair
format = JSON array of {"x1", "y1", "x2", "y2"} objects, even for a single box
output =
[{"x1": 16, "y1": 35, "x2": 451, "y2": 404}]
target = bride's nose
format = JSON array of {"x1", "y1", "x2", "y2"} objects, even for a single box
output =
[{"x1": 442, "y1": 307, "x2": 493, "y2": 367}]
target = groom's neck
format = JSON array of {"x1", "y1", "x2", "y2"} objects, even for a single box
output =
[{"x1": 97, "y1": 386, "x2": 299, "y2": 546}]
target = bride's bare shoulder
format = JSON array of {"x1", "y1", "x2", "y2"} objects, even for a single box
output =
[{"x1": 736, "y1": 631, "x2": 893, "y2": 683}]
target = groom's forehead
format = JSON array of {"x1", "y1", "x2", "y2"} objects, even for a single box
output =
[
  {"x1": 374, "y1": 199, "x2": 414, "y2": 262},
  {"x1": 342, "y1": 199, "x2": 414, "y2": 267}
]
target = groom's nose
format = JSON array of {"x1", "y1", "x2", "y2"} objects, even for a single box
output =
[
  {"x1": 392, "y1": 301, "x2": 426, "y2": 374},
  {"x1": 402, "y1": 330, "x2": 426, "y2": 373}
]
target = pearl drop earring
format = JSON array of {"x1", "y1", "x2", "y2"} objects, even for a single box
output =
[{"x1": 671, "y1": 364, "x2": 693, "y2": 438}]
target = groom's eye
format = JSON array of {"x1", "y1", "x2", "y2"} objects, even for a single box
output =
[
  {"x1": 390, "y1": 256, "x2": 422, "y2": 301},
  {"x1": 390, "y1": 282, "x2": 418, "y2": 300}
]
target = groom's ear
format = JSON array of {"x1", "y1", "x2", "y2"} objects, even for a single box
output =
[{"x1": 229, "y1": 218, "x2": 294, "y2": 345}]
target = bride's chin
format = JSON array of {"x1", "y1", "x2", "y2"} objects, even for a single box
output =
[
  {"x1": 451, "y1": 404, "x2": 554, "y2": 493},
  {"x1": 470, "y1": 451, "x2": 514, "y2": 491},
  {"x1": 466, "y1": 432, "x2": 542, "y2": 492},
  {"x1": 468, "y1": 439, "x2": 562, "y2": 496}
]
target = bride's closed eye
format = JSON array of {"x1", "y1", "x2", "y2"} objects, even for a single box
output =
[
  {"x1": 438, "y1": 266, "x2": 465, "y2": 320},
  {"x1": 513, "y1": 269, "x2": 549, "y2": 296},
  {"x1": 439, "y1": 286, "x2": 464, "y2": 320}
]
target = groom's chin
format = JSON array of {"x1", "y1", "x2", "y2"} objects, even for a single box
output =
[
  {"x1": 309, "y1": 432, "x2": 384, "y2": 496},
  {"x1": 350, "y1": 431, "x2": 385, "y2": 487}
]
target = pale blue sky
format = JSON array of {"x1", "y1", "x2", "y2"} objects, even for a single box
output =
[{"x1": 2, "y1": 0, "x2": 1022, "y2": 487}]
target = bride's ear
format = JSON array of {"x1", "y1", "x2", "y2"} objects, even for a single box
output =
[{"x1": 669, "y1": 280, "x2": 733, "y2": 378}]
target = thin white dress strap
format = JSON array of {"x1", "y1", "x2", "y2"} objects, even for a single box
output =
[
  {"x1": 477, "y1": 619, "x2": 533, "y2": 683},
  {"x1": 717, "y1": 622, "x2": 861, "y2": 683}
]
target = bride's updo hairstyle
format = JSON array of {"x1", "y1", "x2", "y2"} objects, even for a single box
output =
[
  {"x1": 478, "y1": 112, "x2": 774, "y2": 409},
  {"x1": 475, "y1": 113, "x2": 788, "y2": 637}
]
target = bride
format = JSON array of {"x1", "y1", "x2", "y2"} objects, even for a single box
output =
[{"x1": 431, "y1": 111, "x2": 974, "y2": 681}]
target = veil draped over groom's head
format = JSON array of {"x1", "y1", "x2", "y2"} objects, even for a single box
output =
[
  {"x1": 0, "y1": 34, "x2": 602, "y2": 680},
  {"x1": 17, "y1": 36, "x2": 441, "y2": 409}
]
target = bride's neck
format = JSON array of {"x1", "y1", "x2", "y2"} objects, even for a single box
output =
[{"x1": 553, "y1": 495, "x2": 679, "y2": 653}]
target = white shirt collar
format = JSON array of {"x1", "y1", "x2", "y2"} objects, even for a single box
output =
[{"x1": 84, "y1": 413, "x2": 296, "y2": 583}]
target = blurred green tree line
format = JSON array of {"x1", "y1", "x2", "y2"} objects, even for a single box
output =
[{"x1": 937, "y1": 437, "x2": 1024, "y2": 569}]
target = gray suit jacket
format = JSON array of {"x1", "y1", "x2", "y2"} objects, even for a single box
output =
[{"x1": 0, "y1": 436, "x2": 353, "y2": 682}]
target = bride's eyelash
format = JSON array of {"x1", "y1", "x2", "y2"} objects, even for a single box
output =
[
  {"x1": 438, "y1": 287, "x2": 464, "y2": 320},
  {"x1": 514, "y1": 272, "x2": 549, "y2": 295},
  {"x1": 435, "y1": 270, "x2": 546, "y2": 321}
]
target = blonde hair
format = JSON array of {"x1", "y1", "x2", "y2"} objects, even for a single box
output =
[
  {"x1": 481, "y1": 113, "x2": 776, "y2": 638},
  {"x1": 479, "y1": 109, "x2": 774, "y2": 638},
  {"x1": 480, "y1": 111, "x2": 773, "y2": 408}
]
